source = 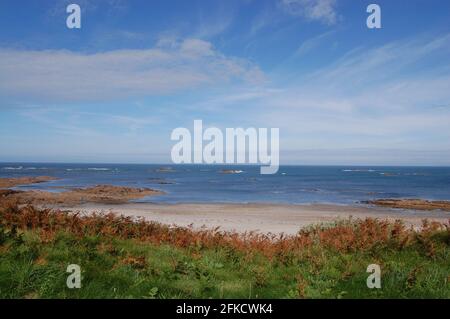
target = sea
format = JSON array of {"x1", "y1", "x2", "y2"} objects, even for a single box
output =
[{"x1": 1, "y1": 163, "x2": 450, "y2": 205}]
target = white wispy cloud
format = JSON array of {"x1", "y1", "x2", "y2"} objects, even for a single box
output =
[
  {"x1": 0, "y1": 38, "x2": 264, "y2": 102},
  {"x1": 187, "y1": 33, "x2": 450, "y2": 164},
  {"x1": 306, "y1": 33, "x2": 450, "y2": 93},
  {"x1": 280, "y1": 0, "x2": 339, "y2": 25},
  {"x1": 295, "y1": 30, "x2": 335, "y2": 56}
]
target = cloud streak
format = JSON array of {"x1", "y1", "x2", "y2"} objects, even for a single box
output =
[
  {"x1": 280, "y1": 0, "x2": 339, "y2": 25},
  {"x1": 189, "y1": 33, "x2": 450, "y2": 164},
  {"x1": 0, "y1": 38, "x2": 264, "y2": 102}
]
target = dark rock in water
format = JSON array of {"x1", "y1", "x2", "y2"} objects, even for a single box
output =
[
  {"x1": 379, "y1": 172, "x2": 398, "y2": 176},
  {"x1": 148, "y1": 178, "x2": 175, "y2": 185}
]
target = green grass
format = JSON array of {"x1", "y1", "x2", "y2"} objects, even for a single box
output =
[{"x1": 0, "y1": 226, "x2": 448, "y2": 299}]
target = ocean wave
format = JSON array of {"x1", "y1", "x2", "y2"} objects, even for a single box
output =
[
  {"x1": 220, "y1": 169, "x2": 244, "y2": 174},
  {"x1": 66, "y1": 167, "x2": 119, "y2": 172},
  {"x1": 342, "y1": 169, "x2": 376, "y2": 172},
  {"x1": 298, "y1": 188, "x2": 322, "y2": 193},
  {"x1": 155, "y1": 167, "x2": 176, "y2": 173},
  {"x1": 66, "y1": 168, "x2": 113, "y2": 171},
  {"x1": 2, "y1": 166, "x2": 51, "y2": 171}
]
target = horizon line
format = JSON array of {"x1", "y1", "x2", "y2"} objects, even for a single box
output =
[{"x1": 1, "y1": 161, "x2": 450, "y2": 168}]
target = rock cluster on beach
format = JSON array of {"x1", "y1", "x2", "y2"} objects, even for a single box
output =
[
  {"x1": 0, "y1": 176, "x2": 57, "y2": 188},
  {"x1": 364, "y1": 199, "x2": 450, "y2": 211},
  {"x1": 0, "y1": 177, "x2": 163, "y2": 206}
]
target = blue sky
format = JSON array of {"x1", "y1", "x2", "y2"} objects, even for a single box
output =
[{"x1": 0, "y1": 0, "x2": 450, "y2": 165}]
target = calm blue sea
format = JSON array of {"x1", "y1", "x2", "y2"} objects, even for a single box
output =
[{"x1": 1, "y1": 163, "x2": 450, "y2": 205}]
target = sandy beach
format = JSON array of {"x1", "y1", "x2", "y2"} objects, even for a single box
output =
[{"x1": 57, "y1": 202, "x2": 450, "y2": 235}]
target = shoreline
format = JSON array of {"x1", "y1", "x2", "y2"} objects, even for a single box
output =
[
  {"x1": 55, "y1": 202, "x2": 450, "y2": 235},
  {"x1": 2, "y1": 176, "x2": 449, "y2": 235}
]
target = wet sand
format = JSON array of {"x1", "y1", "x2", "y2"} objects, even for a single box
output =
[{"x1": 56, "y1": 202, "x2": 450, "y2": 235}]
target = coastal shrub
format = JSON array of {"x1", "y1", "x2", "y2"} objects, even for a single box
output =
[
  {"x1": 1, "y1": 200, "x2": 449, "y2": 298},
  {"x1": 0, "y1": 200, "x2": 448, "y2": 259}
]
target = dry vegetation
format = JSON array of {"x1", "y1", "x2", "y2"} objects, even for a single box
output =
[
  {"x1": 1, "y1": 192, "x2": 449, "y2": 298},
  {"x1": 0, "y1": 198, "x2": 448, "y2": 259}
]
